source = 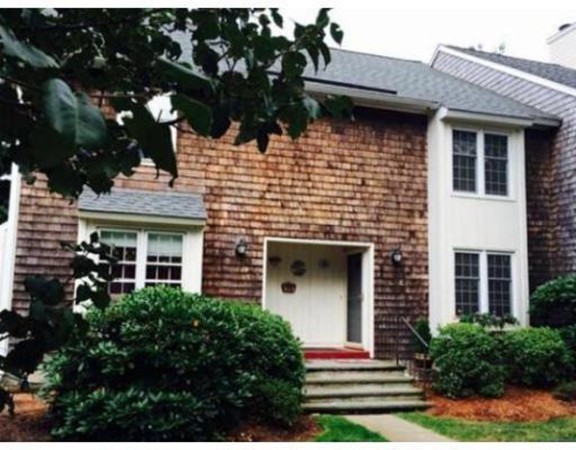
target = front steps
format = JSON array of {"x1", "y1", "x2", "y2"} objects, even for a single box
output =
[{"x1": 303, "y1": 359, "x2": 431, "y2": 413}]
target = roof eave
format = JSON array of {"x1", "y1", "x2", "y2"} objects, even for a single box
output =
[
  {"x1": 77, "y1": 210, "x2": 206, "y2": 227},
  {"x1": 304, "y1": 80, "x2": 440, "y2": 115},
  {"x1": 439, "y1": 107, "x2": 561, "y2": 129}
]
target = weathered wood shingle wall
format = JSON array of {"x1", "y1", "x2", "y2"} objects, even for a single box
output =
[{"x1": 14, "y1": 108, "x2": 429, "y2": 358}]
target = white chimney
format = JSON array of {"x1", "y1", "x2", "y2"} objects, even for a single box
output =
[{"x1": 547, "y1": 23, "x2": 576, "y2": 69}]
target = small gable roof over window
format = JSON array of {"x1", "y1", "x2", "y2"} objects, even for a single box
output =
[{"x1": 78, "y1": 188, "x2": 206, "y2": 224}]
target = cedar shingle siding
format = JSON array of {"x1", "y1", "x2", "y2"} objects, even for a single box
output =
[
  {"x1": 434, "y1": 50, "x2": 575, "y2": 286},
  {"x1": 13, "y1": 108, "x2": 429, "y2": 358}
]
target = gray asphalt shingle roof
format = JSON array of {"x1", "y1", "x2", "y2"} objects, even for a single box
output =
[
  {"x1": 171, "y1": 34, "x2": 557, "y2": 123},
  {"x1": 301, "y1": 48, "x2": 556, "y2": 122},
  {"x1": 78, "y1": 188, "x2": 206, "y2": 221},
  {"x1": 446, "y1": 45, "x2": 576, "y2": 90}
]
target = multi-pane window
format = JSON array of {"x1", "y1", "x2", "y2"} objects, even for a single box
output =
[
  {"x1": 452, "y1": 130, "x2": 477, "y2": 193},
  {"x1": 101, "y1": 229, "x2": 184, "y2": 295},
  {"x1": 145, "y1": 233, "x2": 183, "y2": 288},
  {"x1": 484, "y1": 134, "x2": 508, "y2": 196},
  {"x1": 101, "y1": 230, "x2": 138, "y2": 295},
  {"x1": 454, "y1": 251, "x2": 513, "y2": 318},
  {"x1": 488, "y1": 254, "x2": 512, "y2": 316},
  {"x1": 455, "y1": 252, "x2": 480, "y2": 315},
  {"x1": 452, "y1": 129, "x2": 509, "y2": 197}
]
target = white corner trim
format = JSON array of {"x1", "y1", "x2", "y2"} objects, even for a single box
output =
[
  {"x1": 435, "y1": 45, "x2": 576, "y2": 99},
  {"x1": 0, "y1": 165, "x2": 22, "y2": 356}
]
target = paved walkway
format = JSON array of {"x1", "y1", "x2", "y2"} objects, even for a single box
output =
[{"x1": 344, "y1": 414, "x2": 455, "y2": 442}]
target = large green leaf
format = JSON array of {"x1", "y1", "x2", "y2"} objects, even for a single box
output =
[
  {"x1": 171, "y1": 94, "x2": 212, "y2": 136},
  {"x1": 122, "y1": 103, "x2": 178, "y2": 179},
  {"x1": 330, "y1": 23, "x2": 344, "y2": 45},
  {"x1": 0, "y1": 24, "x2": 58, "y2": 69},
  {"x1": 29, "y1": 126, "x2": 76, "y2": 168},
  {"x1": 41, "y1": 79, "x2": 107, "y2": 149},
  {"x1": 156, "y1": 57, "x2": 214, "y2": 92},
  {"x1": 24, "y1": 276, "x2": 65, "y2": 306}
]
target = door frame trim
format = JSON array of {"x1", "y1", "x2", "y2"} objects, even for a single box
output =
[{"x1": 262, "y1": 237, "x2": 375, "y2": 357}]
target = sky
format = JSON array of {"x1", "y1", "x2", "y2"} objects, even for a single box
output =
[
  {"x1": 280, "y1": 2, "x2": 576, "y2": 64},
  {"x1": 10, "y1": 1, "x2": 576, "y2": 64}
]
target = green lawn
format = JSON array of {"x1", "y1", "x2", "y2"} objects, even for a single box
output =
[
  {"x1": 398, "y1": 412, "x2": 576, "y2": 442},
  {"x1": 314, "y1": 415, "x2": 388, "y2": 442}
]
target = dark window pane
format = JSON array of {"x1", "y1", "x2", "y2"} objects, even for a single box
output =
[
  {"x1": 111, "y1": 265, "x2": 122, "y2": 278},
  {"x1": 485, "y1": 134, "x2": 508, "y2": 196},
  {"x1": 158, "y1": 266, "x2": 169, "y2": 279},
  {"x1": 124, "y1": 264, "x2": 136, "y2": 279},
  {"x1": 171, "y1": 266, "x2": 182, "y2": 280},
  {"x1": 455, "y1": 252, "x2": 480, "y2": 316},
  {"x1": 453, "y1": 130, "x2": 477, "y2": 192},
  {"x1": 110, "y1": 282, "x2": 122, "y2": 294},
  {"x1": 125, "y1": 248, "x2": 137, "y2": 261},
  {"x1": 488, "y1": 254, "x2": 512, "y2": 316}
]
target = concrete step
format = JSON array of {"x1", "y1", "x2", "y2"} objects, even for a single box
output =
[
  {"x1": 303, "y1": 359, "x2": 428, "y2": 414},
  {"x1": 306, "y1": 360, "x2": 403, "y2": 371},
  {"x1": 303, "y1": 399, "x2": 432, "y2": 414},
  {"x1": 305, "y1": 384, "x2": 423, "y2": 399},
  {"x1": 306, "y1": 371, "x2": 411, "y2": 383},
  {"x1": 306, "y1": 394, "x2": 424, "y2": 404}
]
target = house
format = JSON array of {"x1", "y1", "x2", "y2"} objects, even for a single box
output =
[
  {"x1": 0, "y1": 47, "x2": 561, "y2": 360},
  {"x1": 432, "y1": 24, "x2": 576, "y2": 292}
]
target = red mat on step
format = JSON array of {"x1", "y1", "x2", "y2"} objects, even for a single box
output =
[{"x1": 304, "y1": 348, "x2": 370, "y2": 359}]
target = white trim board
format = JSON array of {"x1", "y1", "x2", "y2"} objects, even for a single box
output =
[
  {"x1": 432, "y1": 45, "x2": 576, "y2": 99},
  {"x1": 0, "y1": 165, "x2": 22, "y2": 356},
  {"x1": 77, "y1": 211, "x2": 206, "y2": 228}
]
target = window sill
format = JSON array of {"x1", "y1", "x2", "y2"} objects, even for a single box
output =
[{"x1": 451, "y1": 192, "x2": 516, "y2": 203}]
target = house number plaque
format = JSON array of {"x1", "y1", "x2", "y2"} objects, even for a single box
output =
[{"x1": 281, "y1": 281, "x2": 296, "y2": 294}]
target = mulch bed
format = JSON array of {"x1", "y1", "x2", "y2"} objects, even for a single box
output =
[
  {"x1": 224, "y1": 416, "x2": 320, "y2": 442},
  {"x1": 0, "y1": 393, "x2": 50, "y2": 442},
  {"x1": 1, "y1": 393, "x2": 320, "y2": 442},
  {"x1": 4, "y1": 386, "x2": 576, "y2": 441},
  {"x1": 423, "y1": 385, "x2": 576, "y2": 422}
]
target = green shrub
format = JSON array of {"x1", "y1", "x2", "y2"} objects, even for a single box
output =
[
  {"x1": 530, "y1": 275, "x2": 576, "y2": 326},
  {"x1": 42, "y1": 286, "x2": 304, "y2": 441},
  {"x1": 553, "y1": 381, "x2": 576, "y2": 402},
  {"x1": 504, "y1": 327, "x2": 573, "y2": 388},
  {"x1": 459, "y1": 312, "x2": 518, "y2": 329},
  {"x1": 558, "y1": 325, "x2": 576, "y2": 356},
  {"x1": 430, "y1": 323, "x2": 506, "y2": 399}
]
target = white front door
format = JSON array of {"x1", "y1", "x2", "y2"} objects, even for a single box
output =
[{"x1": 264, "y1": 242, "x2": 346, "y2": 347}]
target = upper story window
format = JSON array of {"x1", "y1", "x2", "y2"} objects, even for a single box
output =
[{"x1": 452, "y1": 129, "x2": 509, "y2": 197}]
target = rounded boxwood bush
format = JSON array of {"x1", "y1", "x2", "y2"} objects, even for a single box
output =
[
  {"x1": 530, "y1": 275, "x2": 576, "y2": 326},
  {"x1": 430, "y1": 323, "x2": 506, "y2": 399},
  {"x1": 42, "y1": 286, "x2": 305, "y2": 441},
  {"x1": 504, "y1": 327, "x2": 573, "y2": 388}
]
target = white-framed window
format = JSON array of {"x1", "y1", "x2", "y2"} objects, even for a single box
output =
[
  {"x1": 100, "y1": 228, "x2": 187, "y2": 295},
  {"x1": 454, "y1": 250, "x2": 513, "y2": 317},
  {"x1": 452, "y1": 128, "x2": 509, "y2": 197},
  {"x1": 79, "y1": 217, "x2": 204, "y2": 296}
]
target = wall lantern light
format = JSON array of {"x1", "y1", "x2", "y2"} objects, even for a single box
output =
[
  {"x1": 235, "y1": 237, "x2": 248, "y2": 257},
  {"x1": 390, "y1": 248, "x2": 403, "y2": 267}
]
